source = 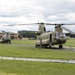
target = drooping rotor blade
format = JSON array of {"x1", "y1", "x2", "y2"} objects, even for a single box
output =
[{"x1": 62, "y1": 27, "x2": 75, "y2": 34}]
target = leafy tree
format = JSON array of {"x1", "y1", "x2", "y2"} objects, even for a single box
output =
[{"x1": 18, "y1": 30, "x2": 36, "y2": 39}]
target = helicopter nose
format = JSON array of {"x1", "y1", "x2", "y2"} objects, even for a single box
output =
[{"x1": 56, "y1": 38, "x2": 66, "y2": 44}]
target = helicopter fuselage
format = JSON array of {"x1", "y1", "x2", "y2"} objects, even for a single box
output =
[{"x1": 35, "y1": 31, "x2": 67, "y2": 48}]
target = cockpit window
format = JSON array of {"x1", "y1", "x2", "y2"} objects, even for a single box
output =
[{"x1": 56, "y1": 32, "x2": 66, "y2": 38}]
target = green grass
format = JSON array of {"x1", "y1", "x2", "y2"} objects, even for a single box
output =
[
  {"x1": 0, "y1": 38, "x2": 75, "y2": 75},
  {"x1": 0, "y1": 60, "x2": 75, "y2": 75},
  {"x1": 64, "y1": 38, "x2": 75, "y2": 47},
  {"x1": 0, "y1": 72, "x2": 17, "y2": 75},
  {"x1": 0, "y1": 43, "x2": 75, "y2": 60},
  {"x1": 12, "y1": 38, "x2": 75, "y2": 47},
  {"x1": 12, "y1": 39, "x2": 35, "y2": 45}
]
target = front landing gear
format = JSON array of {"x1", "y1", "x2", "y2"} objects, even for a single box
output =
[{"x1": 59, "y1": 45, "x2": 63, "y2": 48}]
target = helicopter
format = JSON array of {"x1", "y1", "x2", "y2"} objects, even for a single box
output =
[
  {"x1": 4, "y1": 22, "x2": 75, "y2": 48},
  {"x1": 33, "y1": 22, "x2": 75, "y2": 48},
  {"x1": 0, "y1": 31, "x2": 11, "y2": 44}
]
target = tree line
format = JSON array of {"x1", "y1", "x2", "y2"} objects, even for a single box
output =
[
  {"x1": 18, "y1": 30, "x2": 37, "y2": 39},
  {"x1": 65, "y1": 33, "x2": 75, "y2": 38},
  {"x1": 18, "y1": 30, "x2": 75, "y2": 38}
]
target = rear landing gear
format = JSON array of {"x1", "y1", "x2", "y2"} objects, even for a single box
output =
[
  {"x1": 59, "y1": 45, "x2": 63, "y2": 48},
  {"x1": 35, "y1": 45, "x2": 38, "y2": 48}
]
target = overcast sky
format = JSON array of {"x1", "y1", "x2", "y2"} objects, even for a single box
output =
[{"x1": 0, "y1": 0, "x2": 75, "y2": 32}]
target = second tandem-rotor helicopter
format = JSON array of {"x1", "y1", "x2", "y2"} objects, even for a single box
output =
[{"x1": 5, "y1": 22, "x2": 75, "y2": 48}]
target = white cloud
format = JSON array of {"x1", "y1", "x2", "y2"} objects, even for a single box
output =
[{"x1": 0, "y1": 0, "x2": 75, "y2": 32}]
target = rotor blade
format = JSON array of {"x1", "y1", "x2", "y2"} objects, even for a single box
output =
[
  {"x1": 3, "y1": 24, "x2": 15, "y2": 26},
  {"x1": 15, "y1": 23, "x2": 38, "y2": 25},
  {"x1": 45, "y1": 23, "x2": 64, "y2": 25},
  {"x1": 3, "y1": 22, "x2": 75, "y2": 26},
  {"x1": 3, "y1": 23, "x2": 39, "y2": 26},
  {"x1": 60, "y1": 23, "x2": 75, "y2": 25},
  {"x1": 46, "y1": 23, "x2": 75, "y2": 25},
  {"x1": 62, "y1": 27, "x2": 75, "y2": 34},
  {"x1": 45, "y1": 23, "x2": 55, "y2": 25}
]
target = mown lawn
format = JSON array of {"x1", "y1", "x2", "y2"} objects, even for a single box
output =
[
  {"x1": 12, "y1": 38, "x2": 75, "y2": 47},
  {"x1": 0, "y1": 38, "x2": 75, "y2": 75},
  {"x1": 12, "y1": 39, "x2": 35, "y2": 45},
  {"x1": 0, "y1": 43, "x2": 75, "y2": 60},
  {"x1": 64, "y1": 38, "x2": 75, "y2": 47},
  {"x1": 0, "y1": 60, "x2": 75, "y2": 75}
]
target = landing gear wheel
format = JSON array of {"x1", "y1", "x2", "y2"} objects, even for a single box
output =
[
  {"x1": 49, "y1": 43, "x2": 52, "y2": 48},
  {"x1": 49, "y1": 45, "x2": 51, "y2": 48},
  {"x1": 59, "y1": 45, "x2": 63, "y2": 48},
  {"x1": 44, "y1": 45, "x2": 47, "y2": 48},
  {"x1": 35, "y1": 45, "x2": 37, "y2": 48}
]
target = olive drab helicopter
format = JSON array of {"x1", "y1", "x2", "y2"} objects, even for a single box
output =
[{"x1": 4, "y1": 22, "x2": 75, "y2": 48}]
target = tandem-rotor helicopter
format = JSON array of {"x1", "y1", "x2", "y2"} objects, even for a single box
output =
[
  {"x1": 34, "y1": 22, "x2": 75, "y2": 48},
  {"x1": 0, "y1": 31, "x2": 11, "y2": 44},
  {"x1": 4, "y1": 22, "x2": 75, "y2": 48}
]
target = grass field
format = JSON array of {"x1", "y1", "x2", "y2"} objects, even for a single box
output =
[
  {"x1": 0, "y1": 38, "x2": 75, "y2": 75},
  {"x1": 12, "y1": 38, "x2": 75, "y2": 47},
  {"x1": 64, "y1": 38, "x2": 75, "y2": 47},
  {"x1": 0, "y1": 60, "x2": 75, "y2": 75},
  {"x1": 12, "y1": 39, "x2": 35, "y2": 45},
  {"x1": 0, "y1": 43, "x2": 75, "y2": 60}
]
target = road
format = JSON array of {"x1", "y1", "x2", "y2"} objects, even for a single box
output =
[{"x1": 0, "y1": 56, "x2": 75, "y2": 64}]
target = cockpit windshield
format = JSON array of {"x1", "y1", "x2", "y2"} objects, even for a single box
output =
[{"x1": 56, "y1": 32, "x2": 66, "y2": 38}]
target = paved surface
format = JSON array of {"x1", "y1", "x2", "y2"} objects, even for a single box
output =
[
  {"x1": 12, "y1": 44, "x2": 75, "y2": 52},
  {"x1": 0, "y1": 56, "x2": 75, "y2": 64}
]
